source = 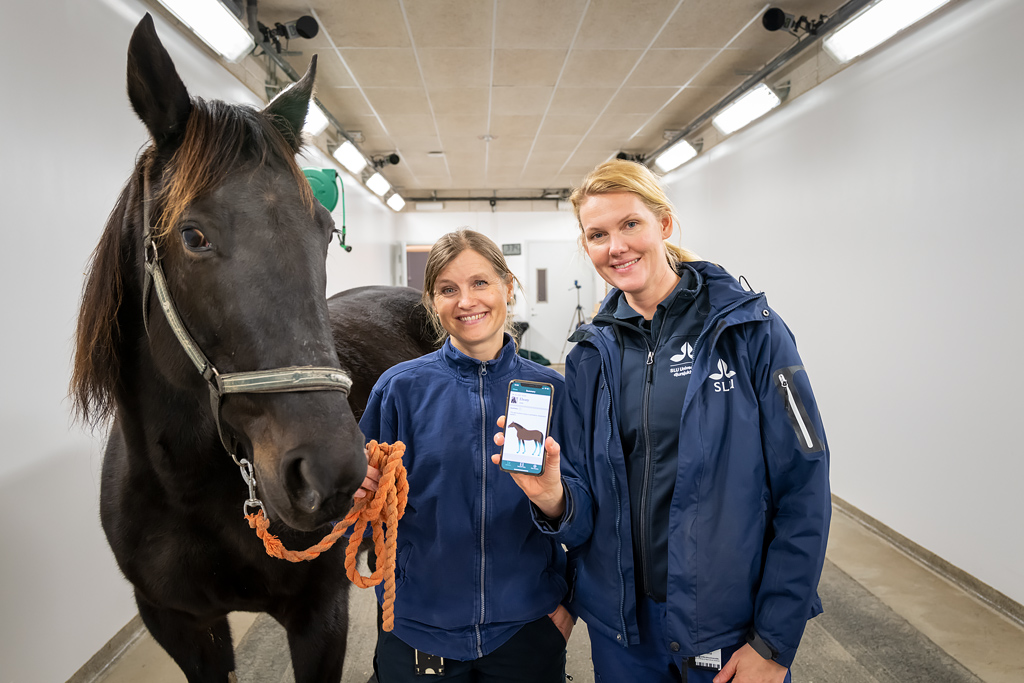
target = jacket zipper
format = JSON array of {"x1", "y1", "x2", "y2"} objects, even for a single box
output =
[
  {"x1": 779, "y1": 374, "x2": 813, "y2": 449},
  {"x1": 601, "y1": 368, "x2": 629, "y2": 644},
  {"x1": 637, "y1": 316, "x2": 665, "y2": 598},
  {"x1": 475, "y1": 361, "x2": 488, "y2": 657}
]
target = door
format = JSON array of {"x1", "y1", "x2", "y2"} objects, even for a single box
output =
[{"x1": 522, "y1": 241, "x2": 599, "y2": 365}]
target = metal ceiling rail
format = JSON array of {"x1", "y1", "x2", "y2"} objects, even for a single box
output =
[{"x1": 647, "y1": 0, "x2": 876, "y2": 165}]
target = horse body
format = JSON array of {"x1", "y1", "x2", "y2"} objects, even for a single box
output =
[
  {"x1": 73, "y1": 15, "x2": 434, "y2": 683},
  {"x1": 508, "y1": 422, "x2": 544, "y2": 455}
]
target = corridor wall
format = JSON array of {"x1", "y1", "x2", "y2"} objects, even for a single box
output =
[
  {"x1": 0, "y1": 1, "x2": 394, "y2": 680},
  {"x1": 661, "y1": 0, "x2": 1024, "y2": 605}
]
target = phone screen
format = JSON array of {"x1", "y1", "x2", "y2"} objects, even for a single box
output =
[{"x1": 500, "y1": 380, "x2": 554, "y2": 476}]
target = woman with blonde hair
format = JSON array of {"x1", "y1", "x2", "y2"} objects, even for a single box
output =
[
  {"x1": 495, "y1": 160, "x2": 831, "y2": 682},
  {"x1": 359, "y1": 229, "x2": 573, "y2": 682}
]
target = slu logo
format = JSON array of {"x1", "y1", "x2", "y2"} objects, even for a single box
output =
[
  {"x1": 670, "y1": 342, "x2": 694, "y2": 363},
  {"x1": 709, "y1": 358, "x2": 737, "y2": 393}
]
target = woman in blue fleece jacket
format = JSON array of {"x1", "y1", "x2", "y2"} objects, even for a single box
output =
[
  {"x1": 494, "y1": 160, "x2": 830, "y2": 683},
  {"x1": 359, "y1": 229, "x2": 572, "y2": 683}
]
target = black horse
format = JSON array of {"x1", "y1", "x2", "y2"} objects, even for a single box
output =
[{"x1": 71, "y1": 15, "x2": 433, "y2": 683}]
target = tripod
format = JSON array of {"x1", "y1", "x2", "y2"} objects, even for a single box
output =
[{"x1": 558, "y1": 280, "x2": 586, "y2": 363}]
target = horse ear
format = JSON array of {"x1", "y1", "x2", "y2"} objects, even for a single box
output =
[
  {"x1": 126, "y1": 13, "x2": 192, "y2": 151},
  {"x1": 264, "y1": 55, "x2": 317, "y2": 152}
]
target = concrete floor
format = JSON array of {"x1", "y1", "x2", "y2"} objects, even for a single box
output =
[{"x1": 90, "y1": 506, "x2": 1024, "y2": 682}]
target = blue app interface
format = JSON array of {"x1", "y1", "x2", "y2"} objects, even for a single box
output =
[{"x1": 502, "y1": 381, "x2": 552, "y2": 475}]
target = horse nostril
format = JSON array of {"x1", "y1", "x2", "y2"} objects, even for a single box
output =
[{"x1": 285, "y1": 457, "x2": 323, "y2": 513}]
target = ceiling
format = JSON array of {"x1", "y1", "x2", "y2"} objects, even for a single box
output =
[{"x1": 252, "y1": 0, "x2": 846, "y2": 201}]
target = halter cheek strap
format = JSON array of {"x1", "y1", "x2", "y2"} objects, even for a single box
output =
[{"x1": 140, "y1": 171, "x2": 353, "y2": 516}]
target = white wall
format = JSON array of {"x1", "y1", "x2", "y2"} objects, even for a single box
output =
[
  {"x1": 662, "y1": 0, "x2": 1024, "y2": 604},
  {"x1": 0, "y1": 1, "x2": 393, "y2": 680},
  {"x1": 398, "y1": 210, "x2": 605, "y2": 359}
]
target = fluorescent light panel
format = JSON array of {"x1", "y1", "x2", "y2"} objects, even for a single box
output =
[
  {"x1": 654, "y1": 141, "x2": 697, "y2": 173},
  {"x1": 386, "y1": 193, "x2": 406, "y2": 211},
  {"x1": 416, "y1": 202, "x2": 445, "y2": 211},
  {"x1": 333, "y1": 141, "x2": 367, "y2": 175},
  {"x1": 303, "y1": 102, "x2": 329, "y2": 136},
  {"x1": 712, "y1": 84, "x2": 781, "y2": 135},
  {"x1": 366, "y1": 172, "x2": 390, "y2": 196},
  {"x1": 155, "y1": 0, "x2": 255, "y2": 63},
  {"x1": 824, "y1": 0, "x2": 952, "y2": 64}
]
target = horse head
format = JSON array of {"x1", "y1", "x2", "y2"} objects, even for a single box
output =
[{"x1": 75, "y1": 14, "x2": 365, "y2": 531}]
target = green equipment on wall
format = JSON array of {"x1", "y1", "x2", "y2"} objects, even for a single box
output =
[{"x1": 302, "y1": 167, "x2": 352, "y2": 252}]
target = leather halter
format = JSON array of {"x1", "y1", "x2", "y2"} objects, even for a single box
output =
[{"x1": 140, "y1": 172, "x2": 353, "y2": 515}]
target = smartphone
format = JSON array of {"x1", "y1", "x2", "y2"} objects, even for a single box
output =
[{"x1": 500, "y1": 380, "x2": 554, "y2": 476}]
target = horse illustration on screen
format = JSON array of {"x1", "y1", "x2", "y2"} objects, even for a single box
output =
[{"x1": 507, "y1": 422, "x2": 544, "y2": 456}]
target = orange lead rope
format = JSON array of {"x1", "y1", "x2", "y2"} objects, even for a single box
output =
[{"x1": 245, "y1": 440, "x2": 408, "y2": 631}]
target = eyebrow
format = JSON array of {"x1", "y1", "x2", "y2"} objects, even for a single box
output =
[
  {"x1": 585, "y1": 213, "x2": 642, "y2": 231},
  {"x1": 435, "y1": 272, "x2": 493, "y2": 286}
]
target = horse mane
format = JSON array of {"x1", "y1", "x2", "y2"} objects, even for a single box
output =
[{"x1": 70, "y1": 97, "x2": 315, "y2": 425}]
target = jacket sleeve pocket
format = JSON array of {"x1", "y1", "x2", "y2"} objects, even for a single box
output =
[{"x1": 772, "y1": 365, "x2": 824, "y2": 453}]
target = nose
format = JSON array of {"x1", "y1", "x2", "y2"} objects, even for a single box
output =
[
  {"x1": 608, "y1": 233, "x2": 627, "y2": 255},
  {"x1": 280, "y1": 441, "x2": 367, "y2": 519}
]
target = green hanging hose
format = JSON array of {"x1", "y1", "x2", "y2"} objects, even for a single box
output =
[{"x1": 302, "y1": 168, "x2": 352, "y2": 253}]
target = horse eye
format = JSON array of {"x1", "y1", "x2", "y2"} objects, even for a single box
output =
[{"x1": 181, "y1": 228, "x2": 210, "y2": 251}]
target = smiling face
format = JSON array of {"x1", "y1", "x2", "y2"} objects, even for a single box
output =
[
  {"x1": 579, "y1": 191, "x2": 678, "y2": 316},
  {"x1": 432, "y1": 249, "x2": 514, "y2": 361}
]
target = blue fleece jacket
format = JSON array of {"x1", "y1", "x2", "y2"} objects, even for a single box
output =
[
  {"x1": 543, "y1": 262, "x2": 831, "y2": 668},
  {"x1": 359, "y1": 335, "x2": 569, "y2": 661}
]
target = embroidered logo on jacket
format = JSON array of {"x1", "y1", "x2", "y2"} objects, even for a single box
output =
[
  {"x1": 669, "y1": 342, "x2": 694, "y2": 378},
  {"x1": 709, "y1": 358, "x2": 736, "y2": 393}
]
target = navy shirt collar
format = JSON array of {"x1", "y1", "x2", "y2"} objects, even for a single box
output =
[
  {"x1": 441, "y1": 333, "x2": 519, "y2": 380},
  {"x1": 612, "y1": 262, "x2": 702, "y2": 325}
]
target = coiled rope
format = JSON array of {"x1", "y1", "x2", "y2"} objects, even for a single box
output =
[{"x1": 245, "y1": 440, "x2": 408, "y2": 630}]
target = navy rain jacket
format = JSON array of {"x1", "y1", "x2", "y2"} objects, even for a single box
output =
[
  {"x1": 360, "y1": 335, "x2": 569, "y2": 661},
  {"x1": 548, "y1": 261, "x2": 830, "y2": 668}
]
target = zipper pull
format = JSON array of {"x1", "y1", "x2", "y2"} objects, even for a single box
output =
[
  {"x1": 779, "y1": 374, "x2": 788, "y2": 388},
  {"x1": 646, "y1": 350, "x2": 654, "y2": 366},
  {"x1": 480, "y1": 362, "x2": 488, "y2": 376}
]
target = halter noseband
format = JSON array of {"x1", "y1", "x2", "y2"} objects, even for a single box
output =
[{"x1": 140, "y1": 173, "x2": 353, "y2": 516}]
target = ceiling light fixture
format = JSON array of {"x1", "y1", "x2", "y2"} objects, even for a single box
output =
[
  {"x1": 154, "y1": 0, "x2": 255, "y2": 62},
  {"x1": 386, "y1": 193, "x2": 406, "y2": 212},
  {"x1": 653, "y1": 140, "x2": 698, "y2": 173},
  {"x1": 823, "y1": 0, "x2": 951, "y2": 64},
  {"x1": 712, "y1": 84, "x2": 781, "y2": 135},
  {"x1": 366, "y1": 172, "x2": 391, "y2": 197},
  {"x1": 302, "y1": 102, "x2": 330, "y2": 136},
  {"x1": 332, "y1": 141, "x2": 368, "y2": 175},
  {"x1": 416, "y1": 202, "x2": 445, "y2": 211}
]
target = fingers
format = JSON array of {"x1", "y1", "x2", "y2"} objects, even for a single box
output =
[
  {"x1": 713, "y1": 658, "x2": 736, "y2": 683},
  {"x1": 496, "y1": 414, "x2": 506, "y2": 429},
  {"x1": 544, "y1": 436, "x2": 560, "y2": 461},
  {"x1": 490, "y1": 453, "x2": 501, "y2": 465},
  {"x1": 353, "y1": 466, "x2": 381, "y2": 500}
]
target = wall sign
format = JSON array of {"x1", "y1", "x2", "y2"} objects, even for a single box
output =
[{"x1": 502, "y1": 243, "x2": 522, "y2": 256}]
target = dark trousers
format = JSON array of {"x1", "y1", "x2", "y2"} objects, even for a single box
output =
[
  {"x1": 589, "y1": 597, "x2": 793, "y2": 683},
  {"x1": 375, "y1": 616, "x2": 566, "y2": 683}
]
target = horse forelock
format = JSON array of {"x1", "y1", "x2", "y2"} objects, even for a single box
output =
[{"x1": 152, "y1": 97, "x2": 315, "y2": 241}]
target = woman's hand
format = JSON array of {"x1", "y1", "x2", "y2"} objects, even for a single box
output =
[
  {"x1": 491, "y1": 415, "x2": 566, "y2": 519},
  {"x1": 547, "y1": 604, "x2": 574, "y2": 643},
  {"x1": 353, "y1": 444, "x2": 381, "y2": 500},
  {"x1": 713, "y1": 644, "x2": 788, "y2": 683}
]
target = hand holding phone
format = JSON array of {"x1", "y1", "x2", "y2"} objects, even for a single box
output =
[{"x1": 499, "y1": 380, "x2": 554, "y2": 476}]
